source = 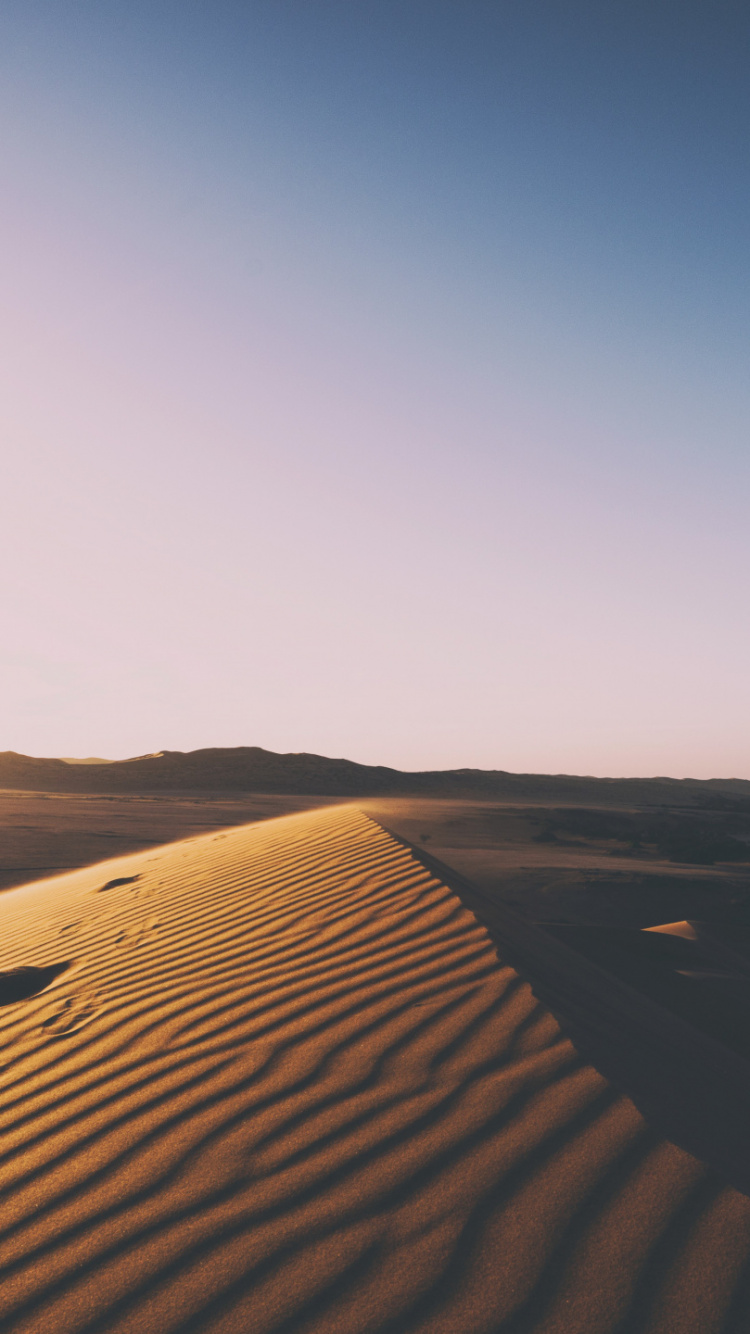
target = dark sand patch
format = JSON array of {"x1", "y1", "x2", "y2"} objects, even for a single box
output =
[{"x1": 0, "y1": 962, "x2": 70, "y2": 1005}]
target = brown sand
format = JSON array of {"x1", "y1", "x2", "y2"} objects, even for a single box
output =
[
  {"x1": 1, "y1": 805, "x2": 749, "y2": 1333},
  {"x1": 362, "y1": 797, "x2": 750, "y2": 926},
  {"x1": 3, "y1": 791, "x2": 748, "y2": 926},
  {"x1": 0, "y1": 791, "x2": 343, "y2": 893}
]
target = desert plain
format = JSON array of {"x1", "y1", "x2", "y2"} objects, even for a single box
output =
[{"x1": 2, "y1": 754, "x2": 750, "y2": 1332}]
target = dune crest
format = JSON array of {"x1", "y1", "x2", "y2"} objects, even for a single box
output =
[{"x1": 0, "y1": 805, "x2": 748, "y2": 1333}]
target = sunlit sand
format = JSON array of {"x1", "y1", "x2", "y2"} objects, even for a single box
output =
[{"x1": 1, "y1": 805, "x2": 749, "y2": 1332}]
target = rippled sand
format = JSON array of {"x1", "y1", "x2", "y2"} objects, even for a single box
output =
[{"x1": 1, "y1": 805, "x2": 749, "y2": 1333}]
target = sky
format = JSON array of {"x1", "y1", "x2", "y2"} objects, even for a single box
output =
[{"x1": 0, "y1": 0, "x2": 748, "y2": 777}]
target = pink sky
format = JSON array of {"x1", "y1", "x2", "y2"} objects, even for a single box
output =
[{"x1": 1, "y1": 4, "x2": 748, "y2": 778}]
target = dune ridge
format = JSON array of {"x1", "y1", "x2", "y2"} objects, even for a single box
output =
[{"x1": 0, "y1": 805, "x2": 749, "y2": 1332}]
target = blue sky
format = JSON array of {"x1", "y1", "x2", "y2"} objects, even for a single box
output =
[{"x1": 1, "y1": 2, "x2": 748, "y2": 775}]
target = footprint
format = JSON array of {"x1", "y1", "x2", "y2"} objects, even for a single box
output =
[
  {"x1": 98, "y1": 875, "x2": 140, "y2": 893},
  {"x1": 116, "y1": 916, "x2": 160, "y2": 949},
  {"x1": 42, "y1": 995, "x2": 98, "y2": 1035}
]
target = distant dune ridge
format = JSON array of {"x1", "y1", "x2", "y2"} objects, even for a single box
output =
[
  {"x1": 58, "y1": 758, "x2": 113, "y2": 766},
  {"x1": 1, "y1": 746, "x2": 750, "y2": 803},
  {"x1": 1, "y1": 805, "x2": 750, "y2": 1332}
]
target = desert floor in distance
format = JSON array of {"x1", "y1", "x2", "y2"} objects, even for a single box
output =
[
  {"x1": 1, "y1": 803, "x2": 750, "y2": 1333},
  {"x1": 364, "y1": 797, "x2": 750, "y2": 927},
  {"x1": 0, "y1": 791, "x2": 343, "y2": 893},
  {"x1": 2, "y1": 789, "x2": 748, "y2": 926}
]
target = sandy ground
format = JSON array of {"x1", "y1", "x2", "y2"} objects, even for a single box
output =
[
  {"x1": 0, "y1": 791, "x2": 342, "y2": 893},
  {"x1": 1, "y1": 804, "x2": 750, "y2": 1333},
  {"x1": 362, "y1": 798, "x2": 750, "y2": 926},
  {"x1": 2, "y1": 791, "x2": 748, "y2": 927}
]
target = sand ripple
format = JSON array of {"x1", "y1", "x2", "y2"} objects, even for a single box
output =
[{"x1": 0, "y1": 806, "x2": 748, "y2": 1332}]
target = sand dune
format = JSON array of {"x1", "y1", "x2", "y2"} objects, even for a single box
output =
[
  {"x1": 1, "y1": 805, "x2": 749, "y2": 1333},
  {"x1": 0, "y1": 790, "x2": 344, "y2": 892}
]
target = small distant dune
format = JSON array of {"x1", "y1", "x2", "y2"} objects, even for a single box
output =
[
  {"x1": 58, "y1": 757, "x2": 113, "y2": 765},
  {"x1": 0, "y1": 805, "x2": 748, "y2": 1332}
]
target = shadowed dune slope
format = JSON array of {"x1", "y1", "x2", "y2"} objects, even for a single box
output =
[{"x1": 1, "y1": 805, "x2": 750, "y2": 1334}]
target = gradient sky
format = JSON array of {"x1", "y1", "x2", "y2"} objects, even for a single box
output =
[{"x1": 1, "y1": 1, "x2": 748, "y2": 776}]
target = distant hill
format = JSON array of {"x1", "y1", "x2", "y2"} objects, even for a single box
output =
[{"x1": 1, "y1": 747, "x2": 749, "y2": 807}]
